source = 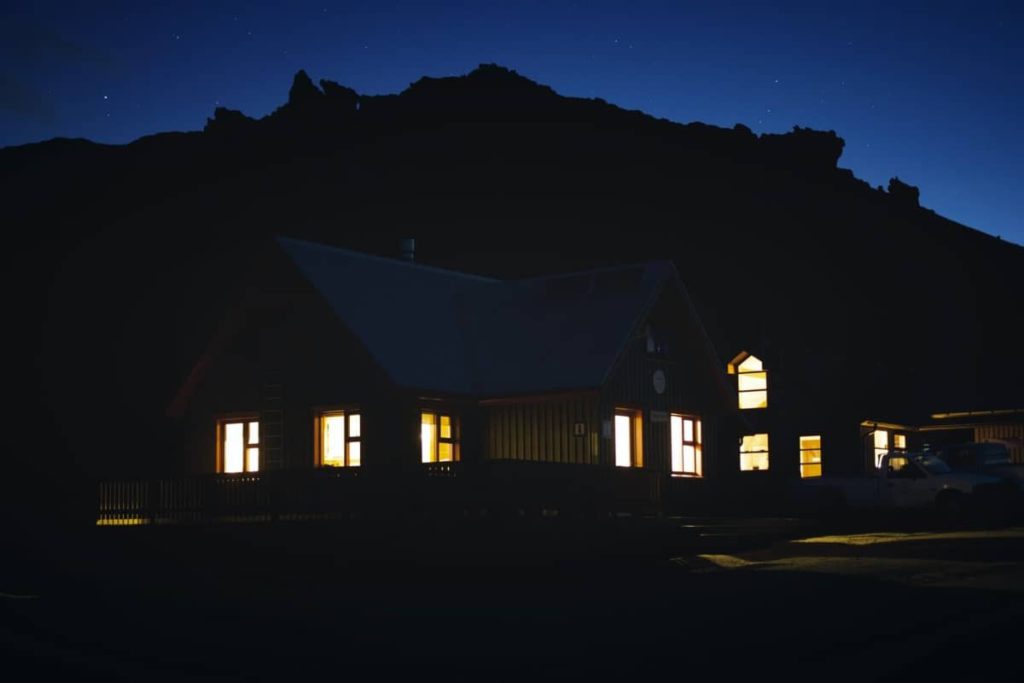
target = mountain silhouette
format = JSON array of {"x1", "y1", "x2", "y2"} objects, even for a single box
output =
[{"x1": 1, "y1": 64, "x2": 1020, "y2": 503}]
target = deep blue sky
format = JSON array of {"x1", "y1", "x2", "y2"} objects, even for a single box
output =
[{"x1": 3, "y1": 1, "x2": 1021, "y2": 245}]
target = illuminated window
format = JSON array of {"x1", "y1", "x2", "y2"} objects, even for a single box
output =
[
  {"x1": 421, "y1": 411, "x2": 458, "y2": 463},
  {"x1": 219, "y1": 419, "x2": 260, "y2": 473},
  {"x1": 873, "y1": 429, "x2": 889, "y2": 468},
  {"x1": 893, "y1": 434, "x2": 907, "y2": 451},
  {"x1": 317, "y1": 410, "x2": 361, "y2": 467},
  {"x1": 670, "y1": 414, "x2": 702, "y2": 477},
  {"x1": 799, "y1": 435, "x2": 822, "y2": 478},
  {"x1": 729, "y1": 353, "x2": 768, "y2": 410},
  {"x1": 615, "y1": 409, "x2": 644, "y2": 467},
  {"x1": 740, "y1": 433, "x2": 769, "y2": 471}
]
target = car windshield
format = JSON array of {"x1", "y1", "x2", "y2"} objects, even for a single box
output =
[{"x1": 913, "y1": 454, "x2": 951, "y2": 474}]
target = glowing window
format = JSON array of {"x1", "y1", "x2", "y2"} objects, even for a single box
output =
[
  {"x1": 670, "y1": 414, "x2": 703, "y2": 477},
  {"x1": 893, "y1": 433, "x2": 907, "y2": 451},
  {"x1": 740, "y1": 433, "x2": 770, "y2": 471},
  {"x1": 421, "y1": 411, "x2": 458, "y2": 463},
  {"x1": 730, "y1": 353, "x2": 768, "y2": 410},
  {"x1": 799, "y1": 435, "x2": 822, "y2": 478},
  {"x1": 873, "y1": 429, "x2": 889, "y2": 469},
  {"x1": 220, "y1": 419, "x2": 259, "y2": 473},
  {"x1": 318, "y1": 410, "x2": 361, "y2": 467},
  {"x1": 615, "y1": 409, "x2": 644, "y2": 467}
]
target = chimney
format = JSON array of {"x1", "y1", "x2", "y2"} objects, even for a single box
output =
[{"x1": 399, "y1": 238, "x2": 415, "y2": 262}]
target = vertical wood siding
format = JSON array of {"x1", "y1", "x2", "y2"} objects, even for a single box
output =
[{"x1": 484, "y1": 394, "x2": 600, "y2": 465}]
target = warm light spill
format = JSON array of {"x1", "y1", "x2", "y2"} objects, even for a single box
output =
[
  {"x1": 670, "y1": 415, "x2": 683, "y2": 472},
  {"x1": 873, "y1": 429, "x2": 889, "y2": 468},
  {"x1": 224, "y1": 423, "x2": 244, "y2": 473},
  {"x1": 245, "y1": 447, "x2": 259, "y2": 472},
  {"x1": 799, "y1": 435, "x2": 822, "y2": 478},
  {"x1": 323, "y1": 413, "x2": 346, "y2": 467},
  {"x1": 740, "y1": 433, "x2": 769, "y2": 471},
  {"x1": 615, "y1": 414, "x2": 631, "y2": 467},
  {"x1": 421, "y1": 412, "x2": 437, "y2": 463}
]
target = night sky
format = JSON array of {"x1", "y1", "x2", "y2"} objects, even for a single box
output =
[{"x1": 2, "y1": 1, "x2": 1021, "y2": 245}]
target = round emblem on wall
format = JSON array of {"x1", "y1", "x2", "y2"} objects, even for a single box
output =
[{"x1": 653, "y1": 369, "x2": 666, "y2": 394}]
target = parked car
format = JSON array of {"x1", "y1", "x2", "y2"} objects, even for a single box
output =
[
  {"x1": 798, "y1": 451, "x2": 1003, "y2": 515},
  {"x1": 934, "y1": 442, "x2": 1023, "y2": 488}
]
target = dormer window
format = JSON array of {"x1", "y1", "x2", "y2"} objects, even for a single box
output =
[{"x1": 728, "y1": 352, "x2": 768, "y2": 410}]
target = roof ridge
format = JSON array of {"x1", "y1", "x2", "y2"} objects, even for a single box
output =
[{"x1": 274, "y1": 236, "x2": 500, "y2": 283}]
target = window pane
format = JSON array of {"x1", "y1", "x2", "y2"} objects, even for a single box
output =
[
  {"x1": 347, "y1": 441, "x2": 361, "y2": 467},
  {"x1": 737, "y1": 355, "x2": 763, "y2": 372},
  {"x1": 683, "y1": 419, "x2": 694, "y2": 443},
  {"x1": 738, "y1": 390, "x2": 768, "y2": 410},
  {"x1": 223, "y1": 423, "x2": 244, "y2": 473},
  {"x1": 670, "y1": 415, "x2": 683, "y2": 472},
  {"x1": 696, "y1": 420, "x2": 702, "y2": 444},
  {"x1": 245, "y1": 447, "x2": 259, "y2": 472},
  {"x1": 800, "y1": 435, "x2": 822, "y2": 451},
  {"x1": 737, "y1": 372, "x2": 767, "y2": 392},
  {"x1": 683, "y1": 445, "x2": 696, "y2": 473},
  {"x1": 802, "y1": 463, "x2": 822, "y2": 477},
  {"x1": 741, "y1": 433, "x2": 769, "y2": 453},
  {"x1": 247, "y1": 421, "x2": 259, "y2": 445},
  {"x1": 438, "y1": 442, "x2": 453, "y2": 462},
  {"x1": 894, "y1": 434, "x2": 906, "y2": 449},
  {"x1": 323, "y1": 413, "x2": 346, "y2": 467},
  {"x1": 421, "y1": 413, "x2": 437, "y2": 463},
  {"x1": 696, "y1": 445, "x2": 703, "y2": 476},
  {"x1": 440, "y1": 415, "x2": 452, "y2": 440},
  {"x1": 740, "y1": 452, "x2": 769, "y2": 471},
  {"x1": 873, "y1": 430, "x2": 889, "y2": 450},
  {"x1": 615, "y1": 414, "x2": 632, "y2": 467},
  {"x1": 348, "y1": 413, "x2": 361, "y2": 439}
]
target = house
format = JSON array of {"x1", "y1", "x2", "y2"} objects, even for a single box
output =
[{"x1": 97, "y1": 236, "x2": 735, "y2": 524}]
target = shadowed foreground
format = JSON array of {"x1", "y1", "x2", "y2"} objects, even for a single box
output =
[{"x1": 4, "y1": 520, "x2": 1023, "y2": 681}]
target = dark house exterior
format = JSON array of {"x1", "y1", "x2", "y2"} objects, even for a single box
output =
[{"x1": 98, "y1": 237, "x2": 734, "y2": 524}]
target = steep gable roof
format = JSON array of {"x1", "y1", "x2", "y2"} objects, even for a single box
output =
[{"x1": 277, "y1": 237, "x2": 693, "y2": 396}]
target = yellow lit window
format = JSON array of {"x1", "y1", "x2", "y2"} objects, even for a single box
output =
[
  {"x1": 615, "y1": 409, "x2": 644, "y2": 467},
  {"x1": 219, "y1": 419, "x2": 260, "y2": 473},
  {"x1": 873, "y1": 429, "x2": 889, "y2": 469},
  {"x1": 893, "y1": 433, "x2": 907, "y2": 451},
  {"x1": 740, "y1": 433, "x2": 769, "y2": 471},
  {"x1": 421, "y1": 411, "x2": 458, "y2": 463},
  {"x1": 318, "y1": 410, "x2": 361, "y2": 467},
  {"x1": 670, "y1": 413, "x2": 703, "y2": 477},
  {"x1": 799, "y1": 435, "x2": 822, "y2": 478},
  {"x1": 729, "y1": 353, "x2": 768, "y2": 410}
]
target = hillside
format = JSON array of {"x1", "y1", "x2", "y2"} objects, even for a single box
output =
[{"x1": 2, "y1": 63, "x2": 1020, "y2": 483}]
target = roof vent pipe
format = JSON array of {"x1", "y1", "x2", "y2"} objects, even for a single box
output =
[{"x1": 400, "y1": 238, "x2": 415, "y2": 262}]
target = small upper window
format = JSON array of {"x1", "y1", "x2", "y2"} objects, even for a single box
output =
[{"x1": 729, "y1": 352, "x2": 768, "y2": 410}]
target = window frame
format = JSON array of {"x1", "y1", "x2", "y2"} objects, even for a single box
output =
[
  {"x1": 670, "y1": 413, "x2": 703, "y2": 477},
  {"x1": 739, "y1": 432, "x2": 770, "y2": 472},
  {"x1": 729, "y1": 353, "x2": 768, "y2": 410},
  {"x1": 420, "y1": 410, "x2": 460, "y2": 464},
  {"x1": 614, "y1": 408, "x2": 644, "y2": 468},
  {"x1": 798, "y1": 435, "x2": 822, "y2": 478},
  {"x1": 216, "y1": 415, "x2": 260, "y2": 474},
  {"x1": 315, "y1": 408, "x2": 362, "y2": 467}
]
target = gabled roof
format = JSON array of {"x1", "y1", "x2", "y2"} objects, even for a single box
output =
[{"x1": 277, "y1": 237, "x2": 692, "y2": 396}]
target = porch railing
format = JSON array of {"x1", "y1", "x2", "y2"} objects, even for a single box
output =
[{"x1": 97, "y1": 461, "x2": 679, "y2": 525}]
